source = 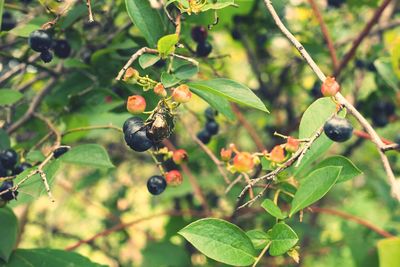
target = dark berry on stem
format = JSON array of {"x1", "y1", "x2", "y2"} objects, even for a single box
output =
[
  {"x1": 0, "y1": 181, "x2": 18, "y2": 201},
  {"x1": 196, "y1": 42, "x2": 212, "y2": 57},
  {"x1": 323, "y1": 117, "x2": 353, "y2": 142},
  {"x1": 28, "y1": 30, "x2": 52, "y2": 52},
  {"x1": 372, "y1": 113, "x2": 388, "y2": 127},
  {"x1": 123, "y1": 117, "x2": 153, "y2": 152},
  {"x1": 53, "y1": 39, "x2": 71, "y2": 58},
  {"x1": 147, "y1": 175, "x2": 167, "y2": 195},
  {"x1": 206, "y1": 121, "x2": 219, "y2": 135},
  {"x1": 204, "y1": 107, "x2": 217, "y2": 121},
  {"x1": 1, "y1": 12, "x2": 16, "y2": 31},
  {"x1": 231, "y1": 28, "x2": 241, "y2": 40},
  {"x1": 13, "y1": 162, "x2": 32, "y2": 175},
  {"x1": 53, "y1": 146, "x2": 70, "y2": 158},
  {"x1": 0, "y1": 149, "x2": 18, "y2": 170},
  {"x1": 40, "y1": 50, "x2": 53, "y2": 63},
  {"x1": 197, "y1": 130, "x2": 211, "y2": 144},
  {"x1": 191, "y1": 26, "x2": 208, "y2": 43},
  {"x1": 0, "y1": 163, "x2": 6, "y2": 177}
]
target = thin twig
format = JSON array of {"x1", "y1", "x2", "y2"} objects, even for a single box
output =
[{"x1": 86, "y1": 0, "x2": 94, "y2": 22}]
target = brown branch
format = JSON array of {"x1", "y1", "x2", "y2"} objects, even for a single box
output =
[
  {"x1": 307, "y1": 0, "x2": 339, "y2": 70},
  {"x1": 65, "y1": 210, "x2": 207, "y2": 251},
  {"x1": 86, "y1": 0, "x2": 94, "y2": 22},
  {"x1": 382, "y1": 143, "x2": 400, "y2": 152},
  {"x1": 6, "y1": 78, "x2": 57, "y2": 134},
  {"x1": 310, "y1": 207, "x2": 394, "y2": 238},
  {"x1": 263, "y1": 0, "x2": 400, "y2": 201},
  {"x1": 334, "y1": 0, "x2": 393, "y2": 77},
  {"x1": 162, "y1": 139, "x2": 210, "y2": 215}
]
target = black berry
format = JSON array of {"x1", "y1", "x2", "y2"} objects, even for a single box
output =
[
  {"x1": 53, "y1": 39, "x2": 71, "y2": 58},
  {"x1": 196, "y1": 42, "x2": 212, "y2": 57},
  {"x1": 323, "y1": 117, "x2": 353, "y2": 142},
  {"x1": 154, "y1": 59, "x2": 166, "y2": 68},
  {"x1": 372, "y1": 113, "x2": 388, "y2": 127},
  {"x1": 231, "y1": 28, "x2": 241, "y2": 40},
  {"x1": 204, "y1": 107, "x2": 217, "y2": 121},
  {"x1": 0, "y1": 162, "x2": 7, "y2": 177},
  {"x1": 327, "y1": 0, "x2": 345, "y2": 8},
  {"x1": 28, "y1": 30, "x2": 52, "y2": 52},
  {"x1": 191, "y1": 26, "x2": 208, "y2": 43},
  {"x1": 147, "y1": 175, "x2": 167, "y2": 195},
  {"x1": 0, "y1": 149, "x2": 18, "y2": 170},
  {"x1": 13, "y1": 162, "x2": 32, "y2": 175},
  {"x1": 197, "y1": 130, "x2": 211, "y2": 144},
  {"x1": 40, "y1": 50, "x2": 53, "y2": 63},
  {"x1": 1, "y1": 12, "x2": 16, "y2": 31},
  {"x1": 53, "y1": 146, "x2": 70, "y2": 158},
  {"x1": 123, "y1": 117, "x2": 153, "y2": 152},
  {"x1": 0, "y1": 181, "x2": 18, "y2": 201},
  {"x1": 205, "y1": 121, "x2": 219, "y2": 135}
]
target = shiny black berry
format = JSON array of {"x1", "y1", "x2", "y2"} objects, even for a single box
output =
[
  {"x1": 372, "y1": 101, "x2": 395, "y2": 116},
  {"x1": 204, "y1": 107, "x2": 217, "y2": 121},
  {"x1": 123, "y1": 117, "x2": 153, "y2": 152},
  {"x1": 197, "y1": 130, "x2": 211, "y2": 144},
  {"x1": 323, "y1": 117, "x2": 353, "y2": 142},
  {"x1": 206, "y1": 121, "x2": 219, "y2": 135},
  {"x1": 28, "y1": 30, "x2": 52, "y2": 52},
  {"x1": 13, "y1": 162, "x2": 32, "y2": 175},
  {"x1": 147, "y1": 175, "x2": 167, "y2": 195},
  {"x1": 0, "y1": 149, "x2": 18, "y2": 170},
  {"x1": 53, "y1": 39, "x2": 71, "y2": 58},
  {"x1": 53, "y1": 146, "x2": 70, "y2": 158},
  {"x1": 191, "y1": 26, "x2": 208, "y2": 43},
  {"x1": 1, "y1": 12, "x2": 16, "y2": 31},
  {"x1": 40, "y1": 50, "x2": 53, "y2": 63},
  {"x1": 0, "y1": 181, "x2": 18, "y2": 201},
  {"x1": 196, "y1": 42, "x2": 212, "y2": 57}
]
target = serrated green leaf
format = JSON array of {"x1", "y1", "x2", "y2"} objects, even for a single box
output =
[
  {"x1": 314, "y1": 155, "x2": 362, "y2": 183},
  {"x1": 0, "y1": 90, "x2": 23, "y2": 106},
  {"x1": 139, "y1": 54, "x2": 161, "y2": 69},
  {"x1": 0, "y1": 249, "x2": 107, "y2": 267},
  {"x1": 179, "y1": 218, "x2": 256, "y2": 266},
  {"x1": 0, "y1": 207, "x2": 18, "y2": 262},
  {"x1": 246, "y1": 230, "x2": 270, "y2": 250},
  {"x1": 290, "y1": 166, "x2": 342, "y2": 216},
  {"x1": 268, "y1": 223, "x2": 298, "y2": 256},
  {"x1": 261, "y1": 199, "x2": 286, "y2": 219},
  {"x1": 188, "y1": 79, "x2": 268, "y2": 112},
  {"x1": 157, "y1": 34, "x2": 179, "y2": 58},
  {"x1": 125, "y1": 0, "x2": 166, "y2": 47},
  {"x1": 60, "y1": 144, "x2": 114, "y2": 169}
]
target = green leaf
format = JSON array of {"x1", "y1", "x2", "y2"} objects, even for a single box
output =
[
  {"x1": 174, "y1": 64, "x2": 199, "y2": 80},
  {"x1": 261, "y1": 199, "x2": 286, "y2": 219},
  {"x1": 139, "y1": 54, "x2": 161, "y2": 69},
  {"x1": 294, "y1": 98, "x2": 346, "y2": 175},
  {"x1": 0, "y1": 90, "x2": 23, "y2": 106},
  {"x1": 268, "y1": 223, "x2": 298, "y2": 256},
  {"x1": 201, "y1": 0, "x2": 236, "y2": 11},
  {"x1": 190, "y1": 87, "x2": 235, "y2": 120},
  {"x1": 246, "y1": 230, "x2": 270, "y2": 250},
  {"x1": 179, "y1": 218, "x2": 257, "y2": 266},
  {"x1": 0, "y1": 249, "x2": 107, "y2": 267},
  {"x1": 0, "y1": 0, "x2": 4, "y2": 31},
  {"x1": 125, "y1": 0, "x2": 166, "y2": 47},
  {"x1": 374, "y1": 58, "x2": 399, "y2": 91},
  {"x1": 60, "y1": 144, "x2": 114, "y2": 169},
  {"x1": 188, "y1": 79, "x2": 268, "y2": 113},
  {"x1": 377, "y1": 237, "x2": 400, "y2": 267},
  {"x1": 314, "y1": 155, "x2": 362, "y2": 183},
  {"x1": 289, "y1": 166, "x2": 342, "y2": 216},
  {"x1": 8, "y1": 17, "x2": 46, "y2": 37},
  {"x1": 142, "y1": 242, "x2": 191, "y2": 267},
  {"x1": 157, "y1": 34, "x2": 179, "y2": 58},
  {"x1": 0, "y1": 129, "x2": 10, "y2": 150},
  {"x1": 0, "y1": 207, "x2": 18, "y2": 262},
  {"x1": 161, "y1": 72, "x2": 181, "y2": 88}
]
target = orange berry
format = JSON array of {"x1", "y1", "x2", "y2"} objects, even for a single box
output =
[
  {"x1": 285, "y1": 137, "x2": 300, "y2": 153},
  {"x1": 233, "y1": 152, "x2": 255, "y2": 173},
  {"x1": 165, "y1": 170, "x2": 183, "y2": 186},
  {"x1": 270, "y1": 145, "x2": 285, "y2": 163},
  {"x1": 321, "y1": 77, "x2": 340, "y2": 97},
  {"x1": 126, "y1": 95, "x2": 146, "y2": 114},
  {"x1": 220, "y1": 148, "x2": 233, "y2": 161},
  {"x1": 172, "y1": 149, "x2": 188, "y2": 164},
  {"x1": 154, "y1": 83, "x2": 167, "y2": 97},
  {"x1": 172, "y1": 84, "x2": 192, "y2": 103}
]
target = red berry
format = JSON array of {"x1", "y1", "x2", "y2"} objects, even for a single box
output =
[
  {"x1": 172, "y1": 84, "x2": 192, "y2": 103},
  {"x1": 321, "y1": 77, "x2": 340, "y2": 97},
  {"x1": 127, "y1": 95, "x2": 146, "y2": 114},
  {"x1": 172, "y1": 149, "x2": 188, "y2": 164},
  {"x1": 233, "y1": 152, "x2": 254, "y2": 173},
  {"x1": 123, "y1": 67, "x2": 139, "y2": 82},
  {"x1": 220, "y1": 148, "x2": 232, "y2": 161},
  {"x1": 285, "y1": 137, "x2": 299, "y2": 153},
  {"x1": 154, "y1": 83, "x2": 167, "y2": 97},
  {"x1": 270, "y1": 145, "x2": 285, "y2": 163},
  {"x1": 165, "y1": 170, "x2": 183, "y2": 186}
]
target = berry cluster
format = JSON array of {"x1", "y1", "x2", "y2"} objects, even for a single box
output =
[
  {"x1": 0, "y1": 149, "x2": 32, "y2": 204},
  {"x1": 191, "y1": 26, "x2": 212, "y2": 57},
  {"x1": 28, "y1": 30, "x2": 71, "y2": 63},
  {"x1": 1, "y1": 11, "x2": 16, "y2": 31},
  {"x1": 197, "y1": 108, "x2": 219, "y2": 144}
]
